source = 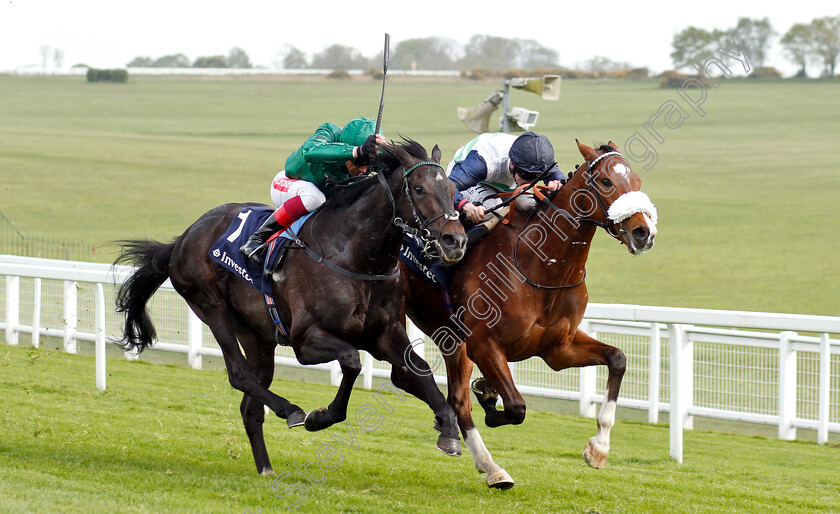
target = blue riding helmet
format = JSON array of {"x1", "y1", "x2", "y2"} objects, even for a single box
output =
[{"x1": 509, "y1": 131, "x2": 558, "y2": 178}]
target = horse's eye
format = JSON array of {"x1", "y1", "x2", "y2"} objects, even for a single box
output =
[
  {"x1": 413, "y1": 185, "x2": 425, "y2": 195},
  {"x1": 600, "y1": 178, "x2": 612, "y2": 188}
]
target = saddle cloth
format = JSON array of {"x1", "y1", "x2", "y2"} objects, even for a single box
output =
[
  {"x1": 208, "y1": 206, "x2": 313, "y2": 295},
  {"x1": 399, "y1": 235, "x2": 456, "y2": 312}
]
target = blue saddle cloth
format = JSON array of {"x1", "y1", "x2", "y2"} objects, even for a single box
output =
[
  {"x1": 399, "y1": 235, "x2": 455, "y2": 311},
  {"x1": 208, "y1": 206, "x2": 313, "y2": 295}
]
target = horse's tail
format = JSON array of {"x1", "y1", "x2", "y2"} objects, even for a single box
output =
[{"x1": 114, "y1": 239, "x2": 176, "y2": 353}]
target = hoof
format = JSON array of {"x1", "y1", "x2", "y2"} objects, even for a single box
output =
[
  {"x1": 259, "y1": 467, "x2": 275, "y2": 476},
  {"x1": 486, "y1": 468, "x2": 514, "y2": 490},
  {"x1": 471, "y1": 377, "x2": 499, "y2": 405},
  {"x1": 583, "y1": 441, "x2": 608, "y2": 469},
  {"x1": 436, "y1": 435, "x2": 461, "y2": 457},
  {"x1": 287, "y1": 409, "x2": 307, "y2": 428},
  {"x1": 304, "y1": 408, "x2": 331, "y2": 432}
]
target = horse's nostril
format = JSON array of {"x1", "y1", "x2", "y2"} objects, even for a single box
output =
[
  {"x1": 632, "y1": 226, "x2": 650, "y2": 242},
  {"x1": 441, "y1": 233, "x2": 465, "y2": 249}
]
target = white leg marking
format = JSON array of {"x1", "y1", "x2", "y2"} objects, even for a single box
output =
[
  {"x1": 465, "y1": 428, "x2": 514, "y2": 488},
  {"x1": 465, "y1": 427, "x2": 496, "y2": 473},
  {"x1": 592, "y1": 399, "x2": 617, "y2": 453},
  {"x1": 583, "y1": 398, "x2": 616, "y2": 469}
]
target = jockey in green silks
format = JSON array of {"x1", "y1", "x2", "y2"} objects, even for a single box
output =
[{"x1": 240, "y1": 117, "x2": 386, "y2": 265}]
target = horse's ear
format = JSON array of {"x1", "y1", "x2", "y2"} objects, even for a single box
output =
[
  {"x1": 393, "y1": 144, "x2": 411, "y2": 165},
  {"x1": 607, "y1": 140, "x2": 620, "y2": 152},
  {"x1": 576, "y1": 139, "x2": 598, "y2": 161},
  {"x1": 432, "y1": 144, "x2": 442, "y2": 163}
]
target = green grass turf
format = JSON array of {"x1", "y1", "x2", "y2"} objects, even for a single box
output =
[
  {"x1": 1, "y1": 343, "x2": 839, "y2": 513},
  {"x1": 0, "y1": 75, "x2": 838, "y2": 317}
]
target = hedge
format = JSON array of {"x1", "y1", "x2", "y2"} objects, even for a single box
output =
[{"x1": 86, "y1": 68, "x2": 129, "y2": 83}]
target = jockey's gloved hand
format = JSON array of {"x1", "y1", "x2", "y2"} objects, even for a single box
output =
[{"x1": 354, "y1": 135, "x2": 378, "y2": 166}]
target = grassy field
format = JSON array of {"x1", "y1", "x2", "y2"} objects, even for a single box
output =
[
  {"x1": 1, "y1": 342, "x2": 838, "y2": 513},
  {"x1": 1, "y1": 74, "x2": 838, "y2": 316}
]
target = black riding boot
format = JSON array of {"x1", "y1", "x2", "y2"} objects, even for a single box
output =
[{"x1": 239, "y1": 215, "x2": 284, "y2": 265}]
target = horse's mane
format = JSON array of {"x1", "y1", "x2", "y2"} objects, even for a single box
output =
[
  {"x1": 321, "y1": 138, "x2": 430, "y2": 211},
  {"x1": 594, "y1": 143, "x2": 617, "y2": 153},
  {"x1": 538, "y1": 143, "x2": 619, "y2": 205}
]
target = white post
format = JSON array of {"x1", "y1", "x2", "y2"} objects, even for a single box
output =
[
  {"x1": 684, "y1": 328, "x2": 694, "y2": 431},
  {"x1": 669, "y1": 324, "x2": 690, "y2": 463},
  {"x1": 5, "y1": 276, "x2": 20, "y2": 345},
  {"x1": 330, "y1": 361, "x2": 341, "y2": 386},
  {"x1": 818, "y1": 333, "x2": 830, "y2": 445},
  {"x1": 579, "y1": 321, "x2": 597, "y2": 418},
  {"x1": 778, "y1": 331, "x2": 797, "y2": 440},
  {"x1": 363, "y1": 351, "x2": 373, "y2": 390},
  {"x1": 648, "y1": 322, "x2": 661, "y2": 424},
  {"x1": 63, "y1": 280, "x2": 78, "y2": 353},
  {"x1": 31, "y1": 278, "x2": 41, "y2": 347},
  {"x1": 187, "y1": 310, "x2": 203, "y2": 369},
  {"x1": 95, "y1": 283, "x2": 107, "y2": 391},
  {"x1": 407, "y1": 321, "x2": 425, "y2": 361}
]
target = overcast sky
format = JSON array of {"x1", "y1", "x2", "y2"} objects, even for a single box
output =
[{"x1": 0, "y1": 1, "x2": 835, "y2": 75}]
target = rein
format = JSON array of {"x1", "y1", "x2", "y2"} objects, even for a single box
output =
[
  {"x1": 512, "y1": 206, "x2": 587, "y2": 290},
  {"x1": 287, "y1": 160, "x2": 456, "y2": 280},
  {"x1": 509, "y1": 151, "x2": 625, "y2": 289},
  {"x1": 285, "y1": 205, "x2": 400, "y2": 281}
]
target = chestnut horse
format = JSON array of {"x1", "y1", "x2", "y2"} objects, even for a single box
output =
[
  {"x1": 401, "y1": 140, "x2": 657, "y2": 488},
  {"x1": 116, "y1": 140, "x2": 467, "y2": 475}
]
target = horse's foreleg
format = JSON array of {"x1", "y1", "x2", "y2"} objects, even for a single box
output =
[
  {"x1": 444, "y1": 344, "x2": 514, "y2": 489},
  {"x1": 294, "y1": 325, "x2": 361, "y2": 432},
  {"x1": 542, "y1": 329, "x2": 626, "y2": 469},
  {"x1": 369, "y1": 323, "x2": 461, "y2": 457}
]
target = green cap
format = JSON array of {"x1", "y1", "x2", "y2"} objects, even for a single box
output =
[{"x1": 340, "y1": 117, "x2": 380, "y2": 146}]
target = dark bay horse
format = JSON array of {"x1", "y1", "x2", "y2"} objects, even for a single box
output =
[
  {"x1": 115, "y1": 140, "x2": 467, "y2": 475},
  {"x1": 401, "y1": 140, "x2": 657, "y2": 488}
]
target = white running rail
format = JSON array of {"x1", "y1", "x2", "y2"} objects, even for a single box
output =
[{"x1": 1, "y1": 254, "x2": 838, "y2": 462}]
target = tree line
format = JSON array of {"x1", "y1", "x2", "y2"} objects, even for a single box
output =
[
  {"x1": 125, "y1": 16, "x2": 840, "y2": 78},
  {"x1": 127, "y1": 35, "x2": 567, "y2": 72},
  {"x1": 128, "y1": 47, "x2": 253, "y2": 69},
  {"x1": 672, "y1": 15, "x2": 840, "y2": 77}
]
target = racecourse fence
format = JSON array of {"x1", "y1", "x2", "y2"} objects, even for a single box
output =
[
  {"x1": 0, "y1": 212, "x2": 96, "y2": 262},
  {"x1": 1, "y1": 254, "x2": 838, "y2": 462}
]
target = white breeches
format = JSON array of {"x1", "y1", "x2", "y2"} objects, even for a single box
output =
[{"x1": 269, "y1": 170, "x2": 326, "y2": 212}]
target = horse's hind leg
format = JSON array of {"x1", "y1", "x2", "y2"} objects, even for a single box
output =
[
  {"x1": 294, "y1": 325, "x2": 361, "y2": 432},
  {"x1": 445, "y1": 343, "x2": 513, "y2": 488},
  {"x1": 466, "y1": 340, "x2": 527, "y2": 428},
  {"x1": 542, "y1": 329, "x2": 626, "y2": 469},
  {"x1": 236, "y1": 323, "x2": 304, "y2": 475},
  {"x1": 187, "y1": 300, "x2": 305, "y2": 422},
  {"x1": 238, "y1": 348, "x2": 274, "y2": 474}
]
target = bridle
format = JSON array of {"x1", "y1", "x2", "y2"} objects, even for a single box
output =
[
  {"x1": 572, "y1": 151, "x2": 625, "y2": 239},
  {"x1": 381, "y1": 160, "x2": 459, "y2": 259}
]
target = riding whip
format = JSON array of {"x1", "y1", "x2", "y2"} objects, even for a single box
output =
[{"x1": 375, "y1": 33, "x2": 390, "y2": 135}]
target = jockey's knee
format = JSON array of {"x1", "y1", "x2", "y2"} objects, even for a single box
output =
[{"x1": 299, "y1": 191, "x2": 325, "y2": 212}]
